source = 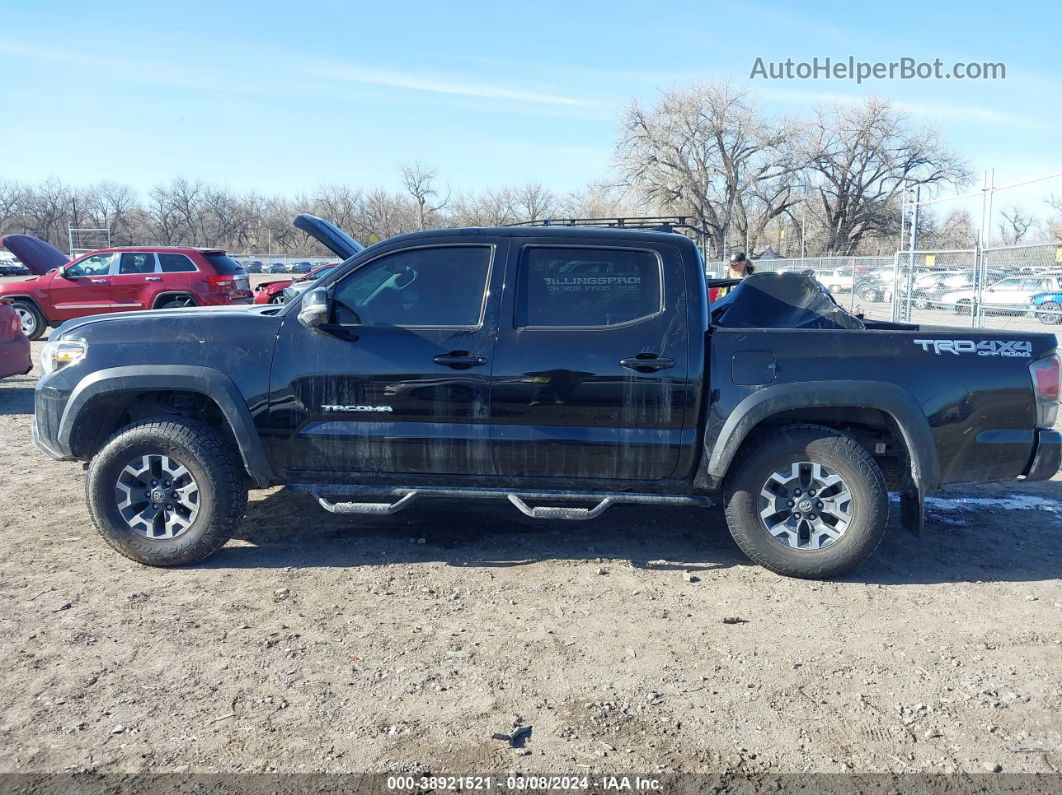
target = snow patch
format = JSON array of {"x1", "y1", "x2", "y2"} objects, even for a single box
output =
[{"x1": 922, "y1": 495, "x2": 1060, "y2": 513}]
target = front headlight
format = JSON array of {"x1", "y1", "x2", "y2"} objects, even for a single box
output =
[{"x1": 40, "y1": 339, "x2": 87, "y2": 375}]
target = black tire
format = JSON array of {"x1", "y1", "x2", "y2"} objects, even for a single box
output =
[
  {"x1": 723, "y1": 425, "x2": 889, "y2": 580},
  {"x1": 1036, "y1": 301, "x2": 1062, "y2": 325},
  {"x1": 157, "y1": 295, "x2": 197, "y2": 309},
  {"x1": 12, "y1": 299, "x2": 46, "y2": 340},
  {"x1": 268, "y1": 293, "x2": 286, "y2": 304},
  {"x1": 854, "y1": 284, "x2": 877, "y2": 303},
  {"x1": 86, "y1": 418, "x2": 248, "y2": 566}
]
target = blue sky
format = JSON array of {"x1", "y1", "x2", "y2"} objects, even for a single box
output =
[{"x1": 3, "y1": 0, "x2": 1060, "y2": 206}]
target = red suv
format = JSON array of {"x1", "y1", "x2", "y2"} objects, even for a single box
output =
[{"x1": 0, "y1": 236, "x2": 252, "y2": 340}]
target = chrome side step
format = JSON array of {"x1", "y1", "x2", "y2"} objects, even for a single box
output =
[{"x1": 291, "y1": 484, "x2": 711, "y2": 521}]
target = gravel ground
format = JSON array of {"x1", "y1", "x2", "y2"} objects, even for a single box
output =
[{"x1": 1, "y1": 341, "x2": 1060, "y2": 778}]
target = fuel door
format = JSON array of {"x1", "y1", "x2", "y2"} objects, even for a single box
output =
[{"x1": 732, "y1": 351, "x2": 777, "y2": 386}]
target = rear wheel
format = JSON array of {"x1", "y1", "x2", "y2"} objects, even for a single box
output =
[
  {"x1": 12, "y1": 300, "x2": 46, "y2": 340},
  {"x1": 723, "y1": 426, "x2": 888, "y2": 579},
  {"x1": 157, "y1": 295, "x2": 196, "y2": 309},
  {"x1": 86, "y1": 418, "x2": 248, "y2": 566},
  {"x1": 1036, "y1": 301, "x2": 1062, "y2": 325}
]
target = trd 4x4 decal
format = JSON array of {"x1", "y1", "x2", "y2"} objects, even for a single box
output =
[{"x1": 913, "y1": 339, "x2": 1033, "y2": 358}]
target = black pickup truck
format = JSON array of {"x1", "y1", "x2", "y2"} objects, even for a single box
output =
[{"x1": 32, "y1": 216, "x2": 1062, "y2": 578}]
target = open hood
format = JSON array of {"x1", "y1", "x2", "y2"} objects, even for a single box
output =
[
  {"x1": 0, "y1": 234, "x2": 69, "y2": 275},
  {"x1": 293, "y1": 214, "x2": 364, "y2": 260}
]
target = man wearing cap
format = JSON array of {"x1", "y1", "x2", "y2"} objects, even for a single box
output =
[{"x1": 713, "y1": 252, "x2": 755, "y2": 299}]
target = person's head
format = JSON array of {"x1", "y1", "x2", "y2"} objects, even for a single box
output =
[{"x1": 728, "y1": 252, "x2": 751, "y2": 277}]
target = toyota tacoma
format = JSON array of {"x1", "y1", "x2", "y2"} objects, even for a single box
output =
[{"x1": 31, "y1": 215, "x2": 1062, "y2": 578}]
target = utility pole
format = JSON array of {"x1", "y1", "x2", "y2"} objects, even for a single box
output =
[{"x1": 902, "y1": 185, "x2": 921, "y2": 323}]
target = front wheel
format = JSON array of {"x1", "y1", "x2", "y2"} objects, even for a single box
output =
[
  {"x1": 86, "y1": 418, "x2": 248, "y2": 566},
  {"x1": 12, "y1": 300, "x2": 46, "y2": 340},
  {"x1": 723, "y1": 426, "x2": 889, "y2": 579},
  {"x1": 268, "y1": 293, "x2": 286, "y2": 304}
]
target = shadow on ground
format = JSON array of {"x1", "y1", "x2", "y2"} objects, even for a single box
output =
[
  {"x1": 0, "y1": 386, "x2": 34, "y2": 415},
  {"x1": 207, "y1": 485, "x2": 1062, "y2": 586}
]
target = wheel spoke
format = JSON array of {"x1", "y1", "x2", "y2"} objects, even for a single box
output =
[{"x1": 173, "y1": 482, "x2": 199, "y2": 511}]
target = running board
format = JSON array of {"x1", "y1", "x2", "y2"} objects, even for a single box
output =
[{"x1": 289, "y1": 484, "x2": 711, "y2": 521}]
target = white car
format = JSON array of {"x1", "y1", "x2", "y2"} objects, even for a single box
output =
[
  {"x1": 940, "y1": 275, "x2": 1062, "y2": 314},
  {"x1": 821, "y1": 267, "x2": 854, "y2": 293}
]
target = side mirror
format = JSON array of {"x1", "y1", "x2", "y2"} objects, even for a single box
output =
[{"x1": 297, "y1": 287, "x2": 330, "y2": 329}]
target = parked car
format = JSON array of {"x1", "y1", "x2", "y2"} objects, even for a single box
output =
[
  {"x1": 0, "y1": 262, "x2": 30, "y2": 276},
  {"x1": 268, "y1": 263, "x2": 287, "y2": 274},
  {"x1": 31, "y1": 214, "x2": 1061, "y2": 580},
  {"x1": 244, "y1": 261, "x2": 264, "y2": 274},
  {"x1": 0, "y1": 235, "x2": 252, "y2": 340},
  {"x1": 0, "y1": 298, "x2": 32, "y2": 378},
  {"x1": 1030, "y1": 290, "x2": 1062, "y2": 325},
  {"x1": 254, "y1": 264, "x2": 338, "y2": 305},
  {"x1": 940, "y1": 275, "x2": 1062, "y2": 316},
  {"x1": 290, "y1": 261, "x2": 313, "y2": 274},
  {"x1": 279, "y1": 264, "x2": 340, "y2": 303},
  {"x1": 852, "y1": 270, "x2": 894, "y2": 303},
  {"x1": 821, "y1": 266, "x2": 853, "y2": 294}
]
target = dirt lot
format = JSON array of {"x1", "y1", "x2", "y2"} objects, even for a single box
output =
[{"x1": 1, "y1": 341, "x2": 1060, "y2": 778}]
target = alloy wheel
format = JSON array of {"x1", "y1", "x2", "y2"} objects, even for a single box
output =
[
  {"x1": 758, "y1": 461, "x2": 853, "y2": 550},
  {"x1": 114, "y1": 453, "x2": 201, "y2": 539},
  {"x1": 15, "y1": 306, "x2": 37, "y2": 337}
]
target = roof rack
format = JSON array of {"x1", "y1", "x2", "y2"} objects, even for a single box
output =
[{"x1": 507, "y1": 216, "x2": 711, "y2": 237}]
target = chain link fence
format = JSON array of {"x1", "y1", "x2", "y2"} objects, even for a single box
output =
[
  {"x1": 712, "y1": 244, "x2": 1062, "y2": 343},
  {"x1": 709, "y1": 255, "x2": 899, "y2": 319}
]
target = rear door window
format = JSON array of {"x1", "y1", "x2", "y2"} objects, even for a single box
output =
[
  {"x1": 119, "y1": 252, "x2": 157, "y2": 274},
  {"x1": 158, "y1": 253, "x2": 198, "y2": 273},
  {"x1": 515, "y1": 246, "x2": 663, "y2": 328}
]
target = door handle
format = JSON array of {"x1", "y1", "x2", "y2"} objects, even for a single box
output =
[
  {"x1": 145, "y1": 276, "x2": 162, "y2": 282},
  {"x1": 433, "y1": 351, "x2": 488, "y2": 369},
  {"x1": 89, "y1": 278, "x2": 109, "y2": 284},
  {"x1": 620, "y1": 353, "x2": 674, "y2": 373}
]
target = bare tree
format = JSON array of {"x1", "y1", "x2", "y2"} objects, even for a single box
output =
[
  {"x1": 923, "y1": 207, "x2": 978, "y2": 249},
  {"x1": 558, "y1": 180, "x2": 645, "y2": 219},
  {"x1": 0, "y1": 179, "x2": 24, "y2": 236},
  {"x1": 400, "y1": 162, "x2": 449, "y2": 230},
  {"x1": 997, "y1": 205, "x2": 1035, "y2": 245},
  {"x1": 615, "y1": 80, "x2": 804, "y2": 256},
  {"x1": 804, "y1": 98, "x2": 969, "y2": 255},
  {"x1": 20, "y1": 178, "x2": 74, "y2": 248},
  {"x1": 512, "y1": 183, "x2": 556, "y2": 222},
  {"x1": 82, "y1": 181, "x2": 139, "y2": 244}
]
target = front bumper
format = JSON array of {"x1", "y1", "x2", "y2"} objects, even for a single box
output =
[
  {"x1": 31, "y1": 371, "x2": 75, "y2": 461},
  {"x1": 1023, "y1": 429, "x2": 1062, "y2": 481}
]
